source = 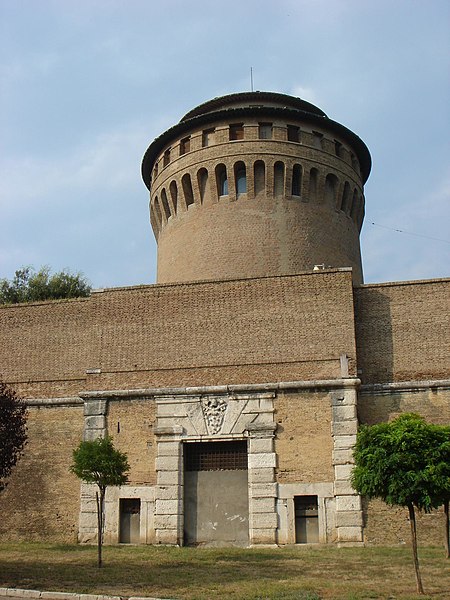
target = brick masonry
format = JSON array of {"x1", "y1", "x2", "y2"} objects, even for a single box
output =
[
  {"x1": 0, "y1": 92, "x2": 448, "y2": 548},
  {"x1": 0, "y1": 270, "x2": 448, "y2": 547}
]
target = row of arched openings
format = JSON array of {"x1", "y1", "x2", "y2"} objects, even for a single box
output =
[{"x1": 152, "y1": 161, "x2": 363, "y2": 232}]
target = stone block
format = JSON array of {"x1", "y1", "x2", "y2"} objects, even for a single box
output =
[
  {"x1": 81, "y1": 496, "x2": 97, "y2": 512},
  {"x1": 336, "y1": 495, "x2": 362, "y2": 512},
  {"x1": 332, "y1": 405, "x2": 357, "y2": 421},
  {"x1": 330, "y1": 392, "x2": 345, "y2": 405},
  {"x1": 155, "y1": 456, "x2": 180, "y2": 472},
  {"x1": 334, "y1": 464, "x2": 353, "y2": 481},
  {"x1": 79, "y1": 513, "x2": 98, "y2": 528},
  {"x1": 259, "y1": 398, "x2": 274, "y2": 411},
  {"x1": 41, "y1": 593, "x2": 81, "y2": 600},
  {"x1": 334, "y1": 480, "x2": 356, "y2": 495},
  {"x1": 250, "y1": 483, "x2": 277, "y2": 498},
  {"x1": 8, "y1": 591, "x2": 41, "y2": 598},
  {"x1": 332, "y1": 448, "x2": 354, "y2": 465},
  {"x1": 248, "y1": 452, "x2": 276, "y2": 469},
  {"x1": 242, "y1": 399, "x2": 260, "y2": 414},
  {"x1": 250, "y1": 512, "x2": 278, "y2": 528},
  {"x1": 85, "y1": 415, "x2": 106, "y2": 430},
  {"x1": 337, "y1": 526, "x2": 363, "y2": 542},
  {"x1": 157, "y1": 471, "x2": 180, "y2": 485},
  {"x1": 84, "y1": 399, "x2": 107, "y2": 416},
  {"x1": 333, "y1": 435, "x2": 356, "y2": 449},
  {"x1": 154, "y1": 425, "x2": 183, "y2": 437},
  {"x1": 157, "y1": 403, "x2": 187, "y2": 417},
  {"x1": 250, "y1": 528, "x2": 277, "y2": 545},
  {"x1": 157, "y1": 416, "x2": 186, "y2": 430},
  {"x1": 330, "y1": 391, "x2": 357, "y2": 406},
  {"x1": 185, "y1": 403, "x2": 208, "y2": 435},
  {"x1": 156, "y1": 486, "x2": 179, "y2": 500},
  {"x1": 249, "y1": 437, "x2": 274, "y2": 454},
  {"x1": 157, "y1": 441, "x2": 180, "y2": 456},
  {"x1": 155, "y1": 499, "x2": 179, "y2": 515},
  {"x1": 254, "y1": 412, "x2": 275, "y2": 425},
  {"x1": 83, "y1": 429, "x2": 103, "y2": 442},
  {"x1": 247, "y1": 422, "x2": 276, "y2": 436},
  {"x1": 248, "y1": 468, "x2": 275, "y2": 483},
  {"x1": 250, "y1": 497, "x2": 276, "y2": 513},
  {"x1": 332, "y1": 420, "x2": 358, "y2": 436},
  {"x1": 155, "y1": 528, "x2": 179, "y2": 545},
  {"x1": 78, "y1": 531, "x2": 97, "y2": 544},
  {"x1": 335, "y1": 510, "x2": 363, "y2": 527},
  {"x1": 154, "y1": 514, "x2": 179, "y2": 529}
]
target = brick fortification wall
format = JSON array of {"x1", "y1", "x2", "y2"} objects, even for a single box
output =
[
  {"x1": 107, "y1": 399, "x2": 157, "y2": 486},
  {"x1": 0, "y1": 269, "x2": 357, "y2": 399},
  {"x1": 0, "y1": 404, "x2": 83, "y2": 542},
  {"x1": 355, "y1": 278, "x2": 450, "y2": 546},
  {"x1": 0, "y1": 269, "x2": 356, "y2": 542},
  {"x1": 275, "y1": 390, "x2": 333, "y2": 484},
  {"x1": 354, "y1": 278, "x2": 449, "y2": 384},
  {"x1": 0, "y1": 272, "x2": 448, "y2": 545}
]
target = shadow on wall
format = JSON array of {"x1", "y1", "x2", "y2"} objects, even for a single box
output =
[
  {"x1": 0, "y1": 446, "x2": 56, "y2": 540},
  {"x1": 355, "y1": 289, "x2": 394, "y2": 385}
]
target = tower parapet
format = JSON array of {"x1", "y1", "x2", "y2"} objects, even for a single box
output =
[{"x1": 142, "y1": 92, "x2": 371, "y2": 284}]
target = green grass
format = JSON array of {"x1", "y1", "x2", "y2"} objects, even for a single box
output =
[{"x1": 0, "y1": 543, "x2": 448, "y2": 600}]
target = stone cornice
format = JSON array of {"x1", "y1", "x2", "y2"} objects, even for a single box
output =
[
  {"x1": 360, "y1": 379, "x2": 450, "y2": 395},
  {"x1": 79, "y1": 378, "x2": 361, "y2": 401}
]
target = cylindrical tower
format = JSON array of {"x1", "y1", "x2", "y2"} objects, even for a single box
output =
[{"x1": 142, "y1": 92, "x2": 371, "y2": 284}]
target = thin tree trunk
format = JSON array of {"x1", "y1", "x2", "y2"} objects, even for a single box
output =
[
  {"x1": 96, "y1": 489, "x2": 105, "y2": 568},
  {"x1": 444, "y1": 499, "x2": 449, "y2": 559},
  {"x1": 408, "y1": 503, "x2": 424, "y2": 594}
]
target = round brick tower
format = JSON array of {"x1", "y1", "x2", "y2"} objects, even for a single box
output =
[{"x1": 142, "y1": 92, "x2": 371, "y2": 284}]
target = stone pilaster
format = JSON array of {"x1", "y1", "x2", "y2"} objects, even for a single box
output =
[
  {"x1": 331, "y1": 387, "x2": 363, "y2": 545},
  {"x1": 83, "y1": 398, "x2": 107, "y2": 441},
  {"x1": 154, "y1": 425, "x2": 184, "y2": 545},
  {"x1": 78, "y1": 397, "x2": 107, "y2": 542},
  {"x1": 247, "y1": 423, "x2": 278, "y2": 546}
]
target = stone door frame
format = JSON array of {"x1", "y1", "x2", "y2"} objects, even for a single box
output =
[{"x1": 154, "y1": 392, "x2": 278, "y2": 546}]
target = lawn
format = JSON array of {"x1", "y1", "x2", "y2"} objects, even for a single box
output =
[{"x1": 0, "y1": 543, "x2": 448, "y2": 600}]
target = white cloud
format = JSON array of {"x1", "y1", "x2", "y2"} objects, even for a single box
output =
[{"x1": 0, "y1": 122, "x2": 151, "y2": 213}]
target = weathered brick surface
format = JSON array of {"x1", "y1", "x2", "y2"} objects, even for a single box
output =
[
  {"x1": 107, "y1": 399, "x2": 157, "y2": 485},
  {"x1": 362, "y1": 498, "x2": 445, "y2": 546},
  {"x1": 354, "y1": 279, "x2": 450, "y2": 383},
  {"x1": 358, "y1": 387, "x2": 450, "y2": 546},
  {"x1": 148, "y1": 110, "x2": 365, "y2": 284},
  {"x1": 275, "y1": 391, "x2": 334, "y2": 483},
  {"x1": 0, "y1": 297, "x2": 94, "y2": 393},
  {"x1": 0, "y1": 270, "x2": 357, "y2": 397},
  {"x1": 0, "y1": 406, "x2": 83, "y2": 542},
  {"x1": 359, "y1": 389, "x2": 450, "y2": 426}
]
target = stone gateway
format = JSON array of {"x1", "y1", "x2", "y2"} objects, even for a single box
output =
[{"x1": 0, "y1": 92, "x2": 448, "y2": 547}]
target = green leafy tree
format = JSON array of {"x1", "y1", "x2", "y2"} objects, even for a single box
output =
[
  {"x1": 0, "y1": 266, "x2": 91, "y2": 304},
  {"x1": 351, "y1": 414, "x2": 450, "y2": 594},
  {"x1": 0, "y1": 381, "x2": 27, "y2": 492},
  {"x1": 70, "y1": 436, "x2": 129, "y2": 567}
]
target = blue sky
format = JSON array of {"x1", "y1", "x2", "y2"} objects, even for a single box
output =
[{"x1": 1, "y1": 0, "x2": 449, "y2": 288}]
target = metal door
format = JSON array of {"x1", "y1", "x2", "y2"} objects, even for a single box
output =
[{"x1": 184, "y1": 441, "x2": 249, "y2": 546}]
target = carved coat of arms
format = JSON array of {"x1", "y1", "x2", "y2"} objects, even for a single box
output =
[{"x1": 201, "y1": 397, "x2": 227, "y2": 434}]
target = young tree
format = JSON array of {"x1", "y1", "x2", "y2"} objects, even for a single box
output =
[
  {"x1": 351, "y1": 414, "x2": 450, "y2": 595},
  {"x1": 0, "y1": 381, "x2": 27, "y2": 492},
  {"x1": 0, "y1": 266, "x2": 91, "y2": 304},
  {"x1": 70, "y1": 436, "x2": 129, "y2": 567}
]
